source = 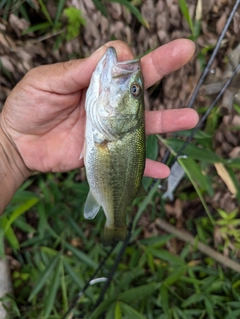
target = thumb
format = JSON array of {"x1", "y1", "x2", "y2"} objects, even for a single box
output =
[{"x1": 24, "y1": 40, "x2": 134, "y2": 94}]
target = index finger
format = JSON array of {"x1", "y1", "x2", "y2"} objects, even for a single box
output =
[{"x1": 141, "y1": 39, "x2": 195, "y2": 89}]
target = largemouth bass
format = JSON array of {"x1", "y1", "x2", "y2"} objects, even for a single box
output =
[{"x1": 83, "y1": 47, "x2": 145, "y2": 246}]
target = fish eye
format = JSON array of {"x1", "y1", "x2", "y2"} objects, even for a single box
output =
[{"x1": 130, "y1": 83, "x2": 142, "y2": 97}]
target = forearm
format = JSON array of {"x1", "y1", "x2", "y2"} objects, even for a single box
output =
[{"x1": 0, "y1": 122, "x2": 31, "y2": 214}]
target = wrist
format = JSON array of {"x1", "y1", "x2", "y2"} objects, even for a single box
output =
[{"x1": 0, "y1": 115, "x2": 31, "y2": 213}]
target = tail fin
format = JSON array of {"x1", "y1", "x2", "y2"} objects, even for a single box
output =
[{"x1": 102, "y1": 225, "x2": 127, "y2": 247}]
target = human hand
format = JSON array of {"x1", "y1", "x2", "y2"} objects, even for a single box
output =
[{"x1": 0, "y1": 39, "x2": 198, "y2": 179}]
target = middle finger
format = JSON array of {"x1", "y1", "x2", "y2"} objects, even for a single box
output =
[{"x1": 145, "y1": 109, "x2": 199, "y2": 135}]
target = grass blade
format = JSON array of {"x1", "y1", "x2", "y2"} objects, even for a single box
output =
[
  {"x1": 162, "y1": 137, "x2": 223, "y2": 163},
  {"x1": 64, "y1": 242, "x2": 97, "y2": 268},
  {"x1": 133, "y1": 180, "x2": 159, "y2": 230},
  {"x1": 121, "y1": 302, "x2": 146, "y2": 319},
  {"x1": 54, "y1": 0, "x2": 65, "y2": 28},
  {"x1": 109, "y1": 0, "x2": 149, "y2": 28},
  {"x1": 89, "y1": 296, "x2": 116, "y2": 319},
  {"x1": 38, "y1": 0, "x2": 53, "y2": 24},
  {"x1": 0, "y1": 215, "x2": 19, "y2": 250},
  {"x1": 148, "y1": 248, "x2": 185, "y2": 266},
  {"x1": 5, "y1": 197, "x2": 39, "y2": 233},
  {"x1": 92, "y1": 0, "x2": 108, "y2": 16},
  {"x1": 178, "y1": 157, "x2": 214, "y2": 225},
  {"x1": 119, "y1": 283, "x2": 160, "y2": 302},
  {"x1": 44, "y1": 257, "x2": 62, "y2": 318},
  {"x1": 160, "y1": 284, "x2": 169, "y2": 314},
  {"x1": 115, "y1": 302, "x2": 122, "y2": 319},
  {"x1": 28, "y1": 253, "x2": 60, "y2": 301},
  {"x1": 179, "y1": 0, "x2": 194, "y2": 33},
  {"x1": 63, "y1": 259, "x2": 84, "y2": 288}
]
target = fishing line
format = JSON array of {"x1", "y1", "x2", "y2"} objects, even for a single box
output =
[{"x1": 162, "y1": 0, "x2": 240, "y2": 165}]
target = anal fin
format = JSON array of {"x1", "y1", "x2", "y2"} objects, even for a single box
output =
[{"x1": 84, "y1": 191, "x2": 101, "y2": 220}]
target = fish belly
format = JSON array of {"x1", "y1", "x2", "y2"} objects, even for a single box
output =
[{"x1": 85, "y1": 122, "x2": 145, "y2": 245}]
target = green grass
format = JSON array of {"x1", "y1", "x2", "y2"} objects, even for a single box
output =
[{"x1": 3, "y1": 122, "x2": 240, "y2": 318}]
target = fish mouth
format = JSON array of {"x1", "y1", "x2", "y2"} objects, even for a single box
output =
[
  {"x1": 102, "y1": 47, "x2": 118, "y2": 71},
  {"x1": 96, "y1": 47, "x2": 117, "y2": 82},
  {"x1": 98, "y1": 47, "x2": 140, "y2": 83},
  {"x1": 112, "y1": 59, "x2": 140, "y2": 79}
]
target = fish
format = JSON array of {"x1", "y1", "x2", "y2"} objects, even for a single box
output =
[{"x1": 83, "y1": 47, "x2": 146, "y2": 246}]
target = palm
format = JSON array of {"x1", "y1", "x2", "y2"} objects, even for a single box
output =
[{"x1": 3, "y1": 76, "x2": 87, "y2": 172}]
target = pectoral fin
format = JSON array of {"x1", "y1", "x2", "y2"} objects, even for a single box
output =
[{"x1": 84, "y1": 191, "x2": 101, "y2": 220}]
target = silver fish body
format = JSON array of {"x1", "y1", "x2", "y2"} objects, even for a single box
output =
[{"x1": 83, "y1": 47, "x2": 145, "y2": 246}]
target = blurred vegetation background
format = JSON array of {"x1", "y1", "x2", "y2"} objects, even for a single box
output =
[{"x1": 1, "y1": 0, "x2": 240, "y2": 318}]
